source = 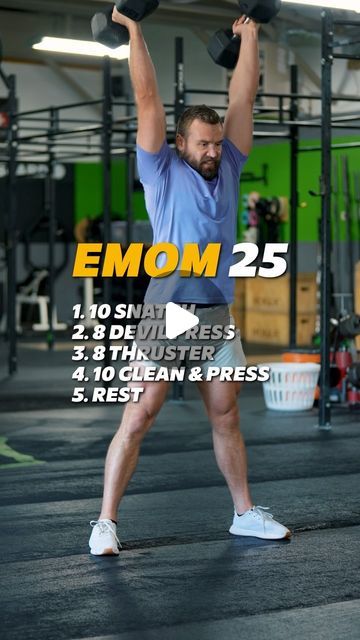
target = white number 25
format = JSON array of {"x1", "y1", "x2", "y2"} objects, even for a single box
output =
[{"x1": 228, "y1": 243, "x2": 288, "y2": 278}]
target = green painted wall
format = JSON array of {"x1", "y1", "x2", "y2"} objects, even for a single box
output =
[
  {"x1": 74, "y1": 160, "x2": 127, "y2": 222},
  {"x1": 240, "y1": 136, "x2": 360, "y2": 242},
  {"x1": 74, "y1": 160, "x2": 149, "y2": 223},
  {"x1": 74, "y1": 136, "x2": 360, "y2": 242}
]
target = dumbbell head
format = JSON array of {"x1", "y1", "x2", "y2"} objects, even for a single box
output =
[
  {"x1": 338, "y1": 313, "x2": 360, "y2": 338},
  {"x1": 207, "y1": 29, "x2": 240, "y2": 70},
  {"x1": 238, "y1": 0, "x2": 282, "y2": 23},
  {"x1": 116, "y1": 0, "x2": 159, "y2": 22},
  {"x1": 92, "y1": 0, "x2": 159, "y2": 49},
  {"x1": 348, "y1": 363, "x2": 360, "y2": 388},
  {"x1": 91, "y1": 9, "x2": 128, "y2": 49},
  {"x1": 208, "y1": 0, "x2": 281, "y2": 68}
]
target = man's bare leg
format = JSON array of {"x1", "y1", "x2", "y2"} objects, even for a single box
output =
[
  {"x1": 99, "y1": 377, "x2": 170, "y2": 522},
  {"x1": 197, "y1": 379, "x2": 253, "y2": 515}
]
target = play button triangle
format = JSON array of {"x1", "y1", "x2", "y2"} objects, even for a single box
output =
[{"x1": 165, "y1": 302, "x2": 199, "y2": 339}]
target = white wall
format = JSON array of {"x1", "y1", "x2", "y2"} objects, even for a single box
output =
[
  {"x1": 2, "y1": 23, "x2": 358, "y2": 133},
  {"x1": 298, "y1": 45, "x2": 360, "y2": 116},
  {"x1": 1, "y1": 23, "x2": 229, "y2": 161},
  {"x1": 1, "y1": 22, "x2": 227, "y2": 117}
]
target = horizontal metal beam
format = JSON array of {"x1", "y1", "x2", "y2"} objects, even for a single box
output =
[
  {"x1": 334, "y1": 19, "x2": 360, "y2": 26},
  {"x1": 300, "y1": 141, "x2": 360, "y2": 152},
  {"x1": 333, "y1": 53, "x2": 360, "y2": 60}
]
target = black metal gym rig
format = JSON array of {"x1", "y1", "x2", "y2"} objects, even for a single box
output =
[{"x1": 1, "y1": 7, "x2": 360, "y2": 429}]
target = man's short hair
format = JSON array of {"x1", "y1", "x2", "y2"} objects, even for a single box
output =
[{"x1": 176, "y1": 105, "x2": 222, "y2": 138}]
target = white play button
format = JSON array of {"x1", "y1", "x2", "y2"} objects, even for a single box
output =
[{"x1": 165, "y1": 302, "x2": 199, "y2": 339}]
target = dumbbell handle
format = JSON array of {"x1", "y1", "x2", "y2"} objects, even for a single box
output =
[{"x1": 228, "y1": 16, "x2": 252, "y2": 42}]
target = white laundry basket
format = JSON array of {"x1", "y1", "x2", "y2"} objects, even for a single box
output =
[{"x1": 261, "y1": 362, "x2": 320, "y2": 411}]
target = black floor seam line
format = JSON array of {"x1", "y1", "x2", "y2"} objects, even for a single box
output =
[
  {"x1": 2, "y1": 522, "x2": 359, "y2": 564},
  {"x1": 3, "y1": 434, "x2": 360, "y2": 449},
  {"x1": 2, "y1": 445, "x2": 360, "y2": 465},
  {"x1": 1, "y1": 472, "x2": 359, "y2": 505},
  {"x1": 9, "y1": 430, "x2": 360, "y2": 445},
  {"x1": 114, "y1": 521, "x2": 360, "y2": 550}
]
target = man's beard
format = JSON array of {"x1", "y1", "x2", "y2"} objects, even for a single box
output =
[{"x1": 178, "y1": 150, "x2": 220, "y2": 181}]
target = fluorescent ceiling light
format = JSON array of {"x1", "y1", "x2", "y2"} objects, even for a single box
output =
[
  {"x1": 33, "y1": 37, "x2": 129, "y2": 60},
  {"x1": 283, "y1": 0, "x2": 360, "y2": 11}
]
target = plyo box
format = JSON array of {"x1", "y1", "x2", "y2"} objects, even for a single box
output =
[
  {"x1": 231, "y1": 278, "x2": 246, "y2": 336},
  {"x1": 230, "y1": 305, "x2": 245, "y2": 334},
  {"x1": 232, "y1": 278, "x2": 246, "y2": 310},
  {"x1": 244, "y1": 273, "x2": 317, "y2": 346},
  {"x1": 245, "y1": 311, "x2": 316, "y2": 346},
  {"x1": 245, "y1": 273, "x2": 317, "y2": 314}
]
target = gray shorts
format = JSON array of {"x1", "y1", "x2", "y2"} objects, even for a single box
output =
[{"x1": 132, "y1": 304, "x2": 247, "y2": 373}]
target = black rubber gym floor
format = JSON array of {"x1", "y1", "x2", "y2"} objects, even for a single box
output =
[{"x1": 0, "y1": 341, "x2": 359, "y2": 640}]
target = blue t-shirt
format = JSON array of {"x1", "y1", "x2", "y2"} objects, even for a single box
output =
[{"x1": 136, "y1": 138, "x2": 247, "y2": 304}]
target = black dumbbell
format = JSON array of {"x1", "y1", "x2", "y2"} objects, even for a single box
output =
[
  {"x1": 208, "y1": 0, "x2": 281, "y2": 69},
  {"x1": 348, "y1": 362, "x2": 360, "y2": 389},
  {"x1": 91, "y1": 0, "x2": 159, "y2": 50},
  {"x1": 91, "y1": 8, "x2": 128, "y2": 48},
  {"x1": 238, "y1": 0, "x2": 281, "y2": 23}
]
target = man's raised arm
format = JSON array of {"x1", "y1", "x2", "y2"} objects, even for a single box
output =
[
  {"x1": 223, "y1": 16, "x2": 260, "y2": 156},
  {"x1": 112, "y1": 8, "x2": 166, "y2": 152}
]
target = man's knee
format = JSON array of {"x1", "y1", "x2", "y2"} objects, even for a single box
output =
[
  {"x1": 119, "y1": 404, "x2": 157, "y2": 443},
  {"x1": 210, "y1": 403, "x2": 239, "y2": 434},
  {"x1": 119, "y1": 382, "x2": 167, "y2": 442}
]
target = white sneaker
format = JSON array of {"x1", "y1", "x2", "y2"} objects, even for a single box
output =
[
  {"x1": 89, "y1": 519, "x2": 122, "y2": 555},
  {"x1": 229, "y1": 506, "x2": 291, "y2": 540}
]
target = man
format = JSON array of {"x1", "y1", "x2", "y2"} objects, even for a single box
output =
[{"x1": 89, "y1": 10, "x2": 291, "y2": 555}]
